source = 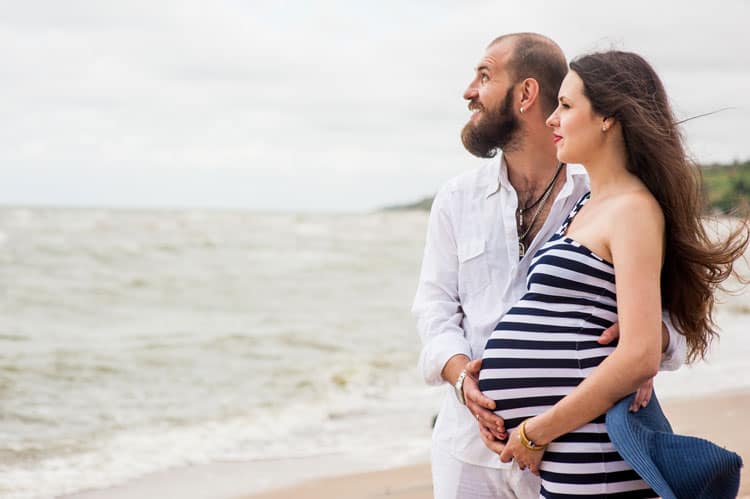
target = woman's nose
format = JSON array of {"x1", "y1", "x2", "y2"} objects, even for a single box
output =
[{"x1": 545, "y1": 111, "x2": 558, "y2": 128}]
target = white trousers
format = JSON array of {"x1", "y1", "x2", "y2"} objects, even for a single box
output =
[{"x1": 431, "y1": 445, "x2": 541, "y2": 499}]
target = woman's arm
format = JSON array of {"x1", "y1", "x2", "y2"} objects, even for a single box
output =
[{"x1": 500, "y1": 193, "x2": 665, "y2": 469}]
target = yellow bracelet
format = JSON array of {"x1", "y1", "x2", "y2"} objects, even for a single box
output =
[{"x1": 519, "y1": 420, "x2": 547, "y2": 451}]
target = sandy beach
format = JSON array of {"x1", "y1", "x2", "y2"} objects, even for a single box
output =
[
  {"x1": 242, "y1": 391, "x2": 750, "y2": 499},
  {"x1": 62, "y1": 390, "x2": 749, "y2": 499}
]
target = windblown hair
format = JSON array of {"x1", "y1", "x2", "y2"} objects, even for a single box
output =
[
  {"x1": 490, "y1": 33, "x2": 568, "y2": 116},
  {"x1": 570, "y1": 51, "x2": 749, "y2": 362}
]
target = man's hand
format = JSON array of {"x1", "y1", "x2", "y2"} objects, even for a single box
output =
[
  {"x1": 596, "y1": 322, "x2": 620, "y2": 347},
  {"x1": 464, "y1": 359, "x2": 507, "y2": 442},
  {"x1": 630, "y1": 377, "x2": 653, "y2": 412},
  {"x1": 597, "y1": 321, "x2": 655, "y2": 412}
]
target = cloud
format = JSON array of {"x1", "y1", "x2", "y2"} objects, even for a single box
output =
[{"x1": 0, "y1": 0, "x2": 748, "y2": 210}]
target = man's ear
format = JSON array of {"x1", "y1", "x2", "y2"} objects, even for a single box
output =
[{"x1": 518, "y1": 78, "x2": 540, "y2": 114}]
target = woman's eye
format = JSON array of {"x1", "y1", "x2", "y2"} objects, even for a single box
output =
[{"x1": 561, "y1": 103, "x2": 570, "y2": 109}]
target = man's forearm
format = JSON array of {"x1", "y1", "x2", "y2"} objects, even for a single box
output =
[{"x1": 441, "y1": 353, "x2": 471, "y2": 385}]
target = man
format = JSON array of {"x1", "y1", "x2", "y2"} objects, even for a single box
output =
[{"x1": 412, "y1": 33, "x2": 685, "y2": 499}]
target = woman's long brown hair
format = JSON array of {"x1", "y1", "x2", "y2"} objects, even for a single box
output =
[{"x1": 570, "y1": 51, "x2": 749, "y2": 362}]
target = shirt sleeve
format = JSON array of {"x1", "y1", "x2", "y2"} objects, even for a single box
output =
[
  {"x1": 659, "y1": 310, "x2": 687, "y2": 371},
  {"x1": 411, "y1": 187, "x2": 471, "y2": 386}
]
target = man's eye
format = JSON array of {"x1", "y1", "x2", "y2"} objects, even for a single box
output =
[{"x1": 480, "y1": 74, "x2": 489, "y2": 83}]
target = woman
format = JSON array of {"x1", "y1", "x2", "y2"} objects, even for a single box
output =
[{"x1": 477, "y1": 51, "x2": 748, "y2": 497}]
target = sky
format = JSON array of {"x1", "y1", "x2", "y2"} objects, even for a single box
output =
[{"x1": 2, "y1": 0, "x2": 749, "y2": 212}]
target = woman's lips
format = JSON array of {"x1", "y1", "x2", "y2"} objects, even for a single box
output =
[{"x1": 553, "y1": 134, "x2": 563, "y2": 144}]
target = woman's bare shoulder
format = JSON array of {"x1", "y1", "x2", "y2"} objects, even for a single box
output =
[{"x1": 608, "y1": 189, "x2": 664, "y2": 229}]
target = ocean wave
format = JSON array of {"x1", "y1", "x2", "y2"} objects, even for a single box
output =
[{"x1": 1, "y1": 207, "x2": 745, "y2": 499}]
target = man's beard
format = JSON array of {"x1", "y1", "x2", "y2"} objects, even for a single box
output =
[{"x1": 461, "y1": 87, "x2": 521, "y2": 158}]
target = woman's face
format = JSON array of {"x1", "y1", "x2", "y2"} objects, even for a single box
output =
[{"x1": 545, "y1": 71, "x2": 607, "y2": 165}]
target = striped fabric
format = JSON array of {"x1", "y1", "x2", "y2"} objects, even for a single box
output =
[{"x1": 478, "y1": 193, "x2": 657, "y2": 498}]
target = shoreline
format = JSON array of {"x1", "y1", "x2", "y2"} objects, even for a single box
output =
[
  {"x1": 62, "y1": 389, "x2": 749, "y2": 499},
  {"x1": 240, "y1": 463, "x2": 433, "y2": 499},
  {"x1": 62, "y1": 450, "x2": 431, "y2": 499},
  {"x1": 242, "y1": 389, "x2": 750, "y2": 499}
]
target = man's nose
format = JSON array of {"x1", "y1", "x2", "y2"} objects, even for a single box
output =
[{"x1": 463, "y1": 84, "x2": 478, "y2": 101}]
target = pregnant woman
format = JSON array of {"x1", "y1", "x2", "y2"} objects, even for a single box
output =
[{"x1": 478, "y1": 51, "x2": 748, "y2": 497}]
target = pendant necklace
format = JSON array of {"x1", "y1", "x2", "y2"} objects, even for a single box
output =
[{"x1": 517, "y1": 162, "x2": 565, "y2": 258}]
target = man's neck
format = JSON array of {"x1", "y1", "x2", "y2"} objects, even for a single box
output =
[{"x1": 503, "y1": 141, "x2": 560, "y2": 195}]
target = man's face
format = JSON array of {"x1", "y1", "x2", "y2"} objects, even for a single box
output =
[{"x1": 461, "y1": 42, "x2": 521, "y2": 158}]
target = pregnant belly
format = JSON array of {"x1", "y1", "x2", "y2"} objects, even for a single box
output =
[{"x1": 477, "y1": 330, "x2": 611, "y2": 430}]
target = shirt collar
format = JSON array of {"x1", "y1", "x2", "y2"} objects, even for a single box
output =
[
  {"x1": 566, "y1": 163, "x2": 587, "y2": 177},
  {"x1": 558, "y1": 162, "x2": 589, "y2": 199},
  {"x1": 485, "y1": 155, "x2": 588, "y2": 199},
  {"x1": 485, "y1": 155, "x2": 510, "y2": 198}
]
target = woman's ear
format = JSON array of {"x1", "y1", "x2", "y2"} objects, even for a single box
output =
[{"x1": 601, "y1": 116, "x2": 616, "y2": 132}]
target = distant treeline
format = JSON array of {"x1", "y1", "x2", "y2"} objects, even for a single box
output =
[
  {"x1": 386, "y1": 160, "x2": 750, "y2": 214},
  {"x1": 702, "y1": 160, "x2": 750, "y2": 214}
]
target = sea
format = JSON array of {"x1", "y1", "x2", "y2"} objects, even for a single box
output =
[{"x1": 0, "y1": 207, "x2": 748, "y2": 499}]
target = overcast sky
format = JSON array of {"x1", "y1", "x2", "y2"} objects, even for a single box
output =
[{"x1": 2, "y1": 0, "x2": 749, "y2": 212}]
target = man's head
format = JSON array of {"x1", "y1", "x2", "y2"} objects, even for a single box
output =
[{"x1": 461, "y1": 33, "x2": 567, "y2": 158}]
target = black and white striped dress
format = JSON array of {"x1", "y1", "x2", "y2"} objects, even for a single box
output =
[{"x1": 478, "y1": 193, "x2": 656, "y2": 498}]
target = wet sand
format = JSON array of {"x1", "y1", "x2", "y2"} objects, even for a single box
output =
[{"x1": 242, "y1": 391, "x2": 750, "y2": 499}]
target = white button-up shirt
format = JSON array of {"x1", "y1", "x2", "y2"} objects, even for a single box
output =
[{"x1": 412, "y1": 155, "x2": 686, "y2": 468}]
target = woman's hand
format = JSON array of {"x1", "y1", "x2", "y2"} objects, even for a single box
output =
[
  {"x1": 478, "y1": 420, "x2": 506, "y2": 456},
  {"x1": 499, "y1": 423, "x2": 545, "y2": 475}
]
